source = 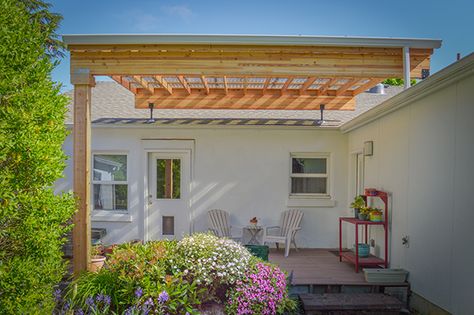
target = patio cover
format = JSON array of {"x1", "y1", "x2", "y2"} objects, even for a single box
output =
[{"x1": 63, "y1": 34, "x2": 441, "y2": 273}]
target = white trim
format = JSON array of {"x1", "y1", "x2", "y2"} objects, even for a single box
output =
[
  {"x1": 63, "y1": 34, "x2": 441, "y2": 49},
  {"x1": 91, "y1": 152, "x2": 129, "y2": 213},
  {"x1": 341, "y1": 52, "x2": 474, "y2": 133},
  {"x1": 91, "y1": 211, "x2": 132, "y2": 222},
  {"x1": 289, "y1": 152, "x2": 331, "y2": 198}
]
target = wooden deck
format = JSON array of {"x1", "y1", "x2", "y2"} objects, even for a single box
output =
[{"x1": 269, "y1": 248, "x2": 369, "y2": 286}]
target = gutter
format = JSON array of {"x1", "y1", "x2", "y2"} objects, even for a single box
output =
[
  {"x1": 62, "y1": 34, "x2": 442, "y2": 49},
  {"x1": 340, "y1": 52, "x2": 474, "y2": 133}
]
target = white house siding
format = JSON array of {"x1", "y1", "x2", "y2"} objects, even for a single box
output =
[
  {"x1": 56, "y1": 127, "x2": 349, "y2": 249},
  {"x1": 347, "y1": 72, "x2": 474, "y2": 314}
]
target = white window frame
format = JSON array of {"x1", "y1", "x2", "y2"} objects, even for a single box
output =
[
  {"x1": 91, "y1": 151, "x2": 129, "y2": 213},
  {"x1": 289, "y1": 152, "x2": 331, "y2": 198}
]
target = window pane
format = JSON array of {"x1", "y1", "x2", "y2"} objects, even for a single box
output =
[
  {"x1": 93, "y1": 155, "x2": 127, "y2": 181},
  {"x1": 291, "y1": 177, "x2": 327, "y2": 194},
  {"x1": 156, "y1": 159, "x2": 181, "y2": 199},
  {"x1": 292, "y1": 158, "x2": 326, "y2": 174},
  {"x1": 93, "y1": 184, "x2": 128, "y2": 210}
]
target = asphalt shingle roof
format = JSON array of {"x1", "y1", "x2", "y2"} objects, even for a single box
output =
[{"x1": 65, "y1": 81, "x2": 402, "y2": 127}]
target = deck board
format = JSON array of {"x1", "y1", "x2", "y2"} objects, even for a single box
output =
[{"x1": 269, "y1": 249, "x2": 368, "y2": 285}]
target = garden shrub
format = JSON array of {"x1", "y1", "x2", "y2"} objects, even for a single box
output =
[
  {"x1": 0, "y1": 0, "x2": 76, "y2": 313},
  {"x1": 59, "y1": 235, "x2": 295, "y2": 314}
]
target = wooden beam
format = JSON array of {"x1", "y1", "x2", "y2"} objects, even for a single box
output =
[
  {"x1": 70, "y1": 45, "x2": 434, "y2": 78},
  {"x1": 153, "y1": 75, "x2": 173, "y2": 95},
  {"x1": 299, "y1": 77, "x2": 317, "y2": 94},
  {"x1": 336, "y1": 78, "x2": 359, "y2": 96},
  {"x1": 177, "y1": 75, "x2": 191, "y2": 95},
  {"x1": 135, "y1": 90, "x2": 355, "y2": 110},
  {"x1": 223, "y1": 76, "x2": 228, "y2": 95},
  {"x1": 262, "y1": 78, "x2": 271, "y2": 94},
  {"x1": 111, "y1": 75, "x2": 137, "y2": 94},
  {"x1": 281, "y1": 77, "x2": 294, "y2": 94},
  {"x1": 352, "y1": 78, "x2": 382, "y2": 95},
  {"x1": 318, "y1": 78, "x2": 338, "y2": 95},
  {"x1": 71, "y1": 70, "x2": 94, "y2": 275},
  {"x1": 164, "y1": 159, "x2": 172, "y2": 199},
  {"x1": 201, "y1": 75, "x2": 209, "y2": 94},
  {"x1": 243, "y1": 76, "x2": 247, "y2": 95},
  {"x1": 132, "y1": 75, "x2": 154, "y2": 94}
]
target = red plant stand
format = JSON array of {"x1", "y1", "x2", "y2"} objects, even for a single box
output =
[{"x1": 339, "y1": 190, "x2": 389, "y2": 272}]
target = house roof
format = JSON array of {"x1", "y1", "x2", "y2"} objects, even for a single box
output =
[
  {"x1": 65, "y1": 81, "x2": 402, "y2": 128},
  {"x1": 63, "y1": 34, "x2": 442, "y2": 49}
]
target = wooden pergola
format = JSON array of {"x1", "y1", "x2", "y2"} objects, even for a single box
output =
[{"x1": 64, "y1": 34, "x2": 441, "y2": 274}]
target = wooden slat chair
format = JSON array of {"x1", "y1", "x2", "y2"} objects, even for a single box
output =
[
  {"x1": 264, "y1": 209, "x2": 304, "y2": 257},
  {"x1": 207, "y1": 209, "x2": 241, "y2": 241}
]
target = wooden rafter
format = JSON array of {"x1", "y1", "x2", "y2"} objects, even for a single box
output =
[
  {"x1": 243, "y1": 76, "x2": 247, "y2": 95},
  {"x1": 336, "y1": 78, "x2": 359, "y2": 96},
  {"x1": 154, "y1": 75, "x2": 173, "y2": 95},
  {"x1": 177, "y1": 75, "x2": 191, "y2": 95},
  {"x1": 111, "y1": 75, "x2": 137, "y2": 94},
  {"x1": 299, "y1": 77, "x2": 317, "y2": 94},
  {"x1": 318, "y1": 78, "x2": 338, "y2": 95},
  {"x1": 201, "y1": 75, "x2": 209, "y2": 95},
  {"x1": 281, "y1": 77, "x2": 293, "y2": 94},
  {"x1": 223, "y1": 76, "x2": 228, "y2": 95},
  {"x1": 352, "y1": 78, "x2": 382, "y2": 95},
  {"x1": 262, "y1": 78, "x2": 271, "y2": 94},
  {"x1": 132, "y1": 76, "x2": 154, "y2": 94}
]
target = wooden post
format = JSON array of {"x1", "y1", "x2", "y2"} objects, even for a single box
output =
[{"x1": 71, "y1": 69, "x2": 95, "y2": 275}]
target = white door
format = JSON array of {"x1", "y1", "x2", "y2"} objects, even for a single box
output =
[{"x1": 147, "y1": 151, "x2": 190, "y2": 240}]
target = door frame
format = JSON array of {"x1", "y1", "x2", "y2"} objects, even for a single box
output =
[{"x1": 141, "y1": 139, "x2": 195, "y2": 241}]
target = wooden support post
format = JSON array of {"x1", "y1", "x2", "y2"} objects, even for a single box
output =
[
  {"x1": 403, "y1": 46, "x2": 411, "y2": 89},
  {"x1": 71, "y1": 69, "x2": 95, "y2": 275}
]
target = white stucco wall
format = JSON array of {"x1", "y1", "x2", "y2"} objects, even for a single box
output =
[
  {"x1": 347, "y1": 72, "x2": 474, "y2": 314},
  {"x1": 56, "y1": 126, "x2": 349, "y2": 249}
]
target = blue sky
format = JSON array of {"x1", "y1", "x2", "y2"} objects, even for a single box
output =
[{"x1": 50, "y1": 0, "x2": 474, "y2": 91}]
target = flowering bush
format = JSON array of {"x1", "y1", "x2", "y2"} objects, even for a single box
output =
[
  {"x1": 226, "y1": 262, "x2": 295, "y2": 315},
  {"x1": 176, "y1": 233, "x2": 252, "y2": 287},
  {"x1": 57, "y1": 234, "x2": 295, "y2": 314}
]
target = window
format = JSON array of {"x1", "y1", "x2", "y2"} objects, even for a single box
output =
[
  {"x1": 92, "y1": 154, "x2": 128, "y2": 211},
  {"x1": 156, "y1": 158, "x2": 181, "y2": 199},
  {"x1": 290, "y1": 154, "x2": 329, "y2": 196}
]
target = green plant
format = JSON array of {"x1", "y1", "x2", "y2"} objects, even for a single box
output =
[
  {"x1": 382, "y1": 78, "x2": 417, "y2": 86},
  {"x1": 359, "y1": 206, "x2": 380, "y2": 215},
  {"x1": 176, "y1": 233, "x2": 252, "y2": 302},
  {"x1": 350, "y1": 195, "x2": 365, "y2": 209},
  {"x1": 0, "y1": 0, "x2": 76, "y2": 313}
]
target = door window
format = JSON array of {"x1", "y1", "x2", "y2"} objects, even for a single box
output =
[{"x1": 156, "y1": 159, "x2": 181, "y2": 199}]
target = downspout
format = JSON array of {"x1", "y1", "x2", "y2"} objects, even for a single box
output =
[{"x1": 403, "y1": 46, "x2": 411, "y2": 89}]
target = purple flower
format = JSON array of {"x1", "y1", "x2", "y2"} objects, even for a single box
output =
[
  {"x1": 54, "y1": 289, "x2": 62, "y2": 302},
  {"x1": 96, "y1": 293, "x2": 104, "y2": 302},
  {"x1": 158, "y1": 290, "x2": 169, "y2": 303},
  {"x1": 63, "y1": 301, "x2": 70, "y2": 311},
  {"x1": 85, "y1": 296, "x2": 95, "y2": 307},
  {"x1": 76, "y1": 309, "x2": 84, "y2": 315},
  {"x1": 144, "y1": 297, "x2": 154, "y2": 306},
  {"x1": 135, "y1": 287, "x2": 143, "y2": 298},
  {"x1": 104, "y1": 295, "x2": 111, "y2": 306}
]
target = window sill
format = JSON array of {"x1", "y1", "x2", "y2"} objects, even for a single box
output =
[
  {"x1": 287, "y1": 196, "x2": 336, "y2": 208},
  {"x1": 91, "y1": 211, "x2": 133, "y2": 222}
]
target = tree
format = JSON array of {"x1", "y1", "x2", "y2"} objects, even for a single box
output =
[{"x1": 0, "y1": 0, "x2": 76, "y2": 313}]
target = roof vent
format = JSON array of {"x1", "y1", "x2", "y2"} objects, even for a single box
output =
[{"x1": 368, "y1": 83, "x2": 385, "y2": 95}]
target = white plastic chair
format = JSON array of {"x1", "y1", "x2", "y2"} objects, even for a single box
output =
[
  {"x1": 264, "y1": 209, "x2": 303, "y2": 257},
  {"x1": 207, "y1": 209, "x2": 241, "y2": 241}
]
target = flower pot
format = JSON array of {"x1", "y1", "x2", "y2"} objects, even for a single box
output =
[
  {"x1": 353, "y1": 243, "x2": 370, "y2": 257},
  {"x1": 369, "y1": 211, "x2": 383, "y2": 222},
  {"x1": 354, "y1": 208, "x2": 360, "y2": 218},
  {"x1": 365, "y1": 188, "x2": 378, "y2": 196},
  {"x1": 358, "y1": 213, "x2": 368, "y2": 221},
  {"x1": 89, "y1": 255, "x2": 106, "y2": 272}
]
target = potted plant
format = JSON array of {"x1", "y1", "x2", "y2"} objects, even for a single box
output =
[
  {"x1": 89, "y1": 244, "x2": 106, "y2": 272},
  {"x1": 350, "y1": 195, "x2": 365, "y2": 218},
  {"x1": 369, "y1": 208, "x2": 383, "y2": 222},
  {"x1": 357, "y1": 206, "x2": 371, "y2": 220}
]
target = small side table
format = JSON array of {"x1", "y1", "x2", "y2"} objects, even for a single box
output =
[{"x1": 242, "y1": 225, "x2": 264, "y2": 245}]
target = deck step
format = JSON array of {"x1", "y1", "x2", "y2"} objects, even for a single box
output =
[{"x1": 300, "y1": 293, "x2": 403, "y2": 314}]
